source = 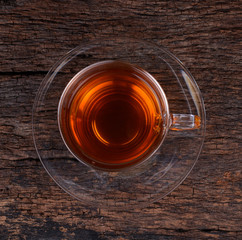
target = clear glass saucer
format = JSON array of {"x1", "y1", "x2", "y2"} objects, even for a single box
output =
[{"x1": 32, "y1": 37, "x2": 205, "y2": 209}]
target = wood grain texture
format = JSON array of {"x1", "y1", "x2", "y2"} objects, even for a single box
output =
[{"x1": 0, "y1": 0, "x2": 241, "y2": 239}]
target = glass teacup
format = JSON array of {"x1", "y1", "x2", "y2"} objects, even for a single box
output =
[{"x1": 58, "y1": 60, "x2": 200, "y2": 171}]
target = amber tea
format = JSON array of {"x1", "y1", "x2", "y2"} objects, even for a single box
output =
[{"x1": 58, "y1": 61, "x2": 167, "y2": 170}]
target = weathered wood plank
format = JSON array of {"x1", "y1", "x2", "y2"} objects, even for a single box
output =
[{"x1": 0, "y1": 0, "x2": 241, "y2": 239}]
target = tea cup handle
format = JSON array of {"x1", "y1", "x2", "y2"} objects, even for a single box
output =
[{"x1": 169, "y1": 114, "x2": 201, "y2": 131}]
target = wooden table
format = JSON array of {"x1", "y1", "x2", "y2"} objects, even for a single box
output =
[{"x1": 0, "y1": 1, "x2": 241, "y2": 239}]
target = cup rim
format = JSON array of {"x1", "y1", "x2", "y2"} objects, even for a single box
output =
[{"x1": 57, "y1": 60, "x2": 170, "y2": 171}]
